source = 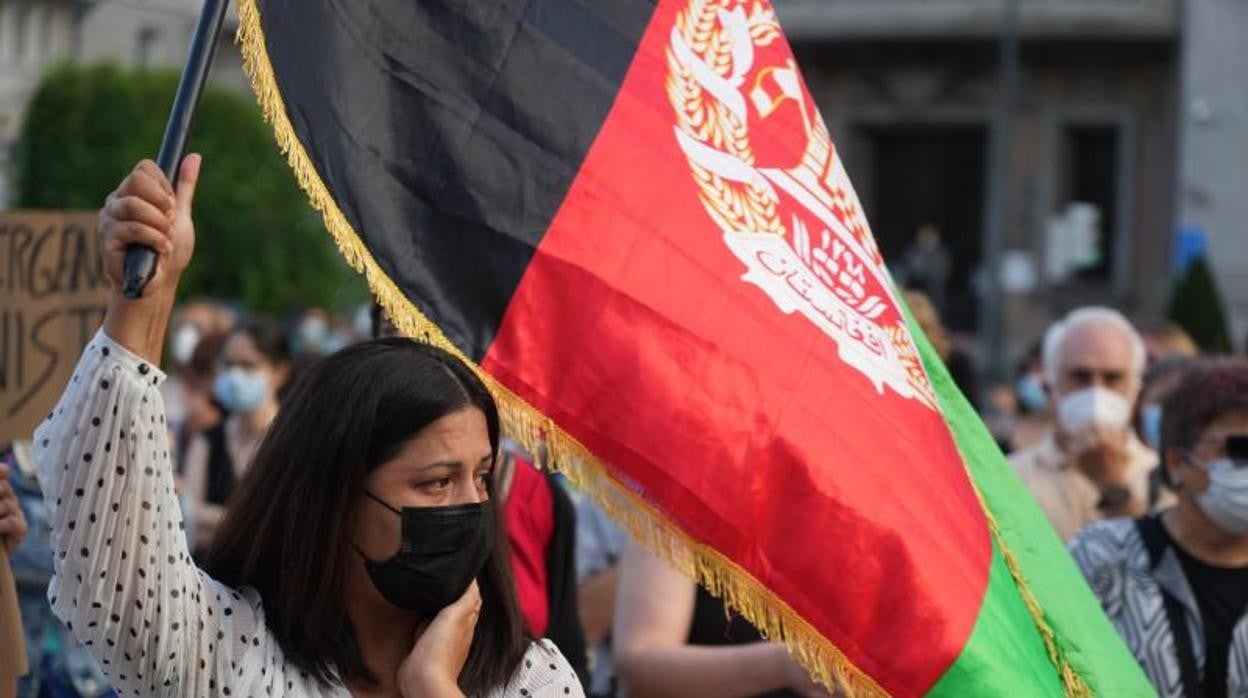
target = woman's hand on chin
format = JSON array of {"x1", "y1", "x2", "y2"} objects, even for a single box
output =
[{"x1": 397, "y1": 581, "x2": 480, "y2": 698}]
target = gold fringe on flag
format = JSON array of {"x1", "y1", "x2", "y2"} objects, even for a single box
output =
[
  {"x1": 980, "y1": 506, "x2": 1092, "y2": 697},
  {"x1": 235, "y1": 2, "x2": 1087, "y2": 695}
]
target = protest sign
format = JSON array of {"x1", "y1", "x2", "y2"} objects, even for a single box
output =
[{"x1": 1, "y1": 212, "x2": 109, "y2": 444}]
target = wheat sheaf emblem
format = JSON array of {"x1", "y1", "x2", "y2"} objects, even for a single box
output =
[
  {"x1": 665, "y1": 0, "x2": 940, "y2": 410},
  {"x1": 665, "y1": 0, "x2": 784, "y2": 237}
]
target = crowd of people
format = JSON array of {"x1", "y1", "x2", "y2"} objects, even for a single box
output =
[
  {"x1": 998, "y1": 306, "x2": 1247, "y2": 697},
  {"x1": 898, "y1": 289, "x2": 1248, "y2": 696},
  {"x1": 0, "y1": 158, "x2": 1245, "y2": 698}
]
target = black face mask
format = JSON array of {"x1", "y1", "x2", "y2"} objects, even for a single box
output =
[{"x1": 357, "y1": 491, "x2": 496, "y2": 616}]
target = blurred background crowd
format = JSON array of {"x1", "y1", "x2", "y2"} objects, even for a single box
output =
[{"x1": 3, "y1": 291, "x2": 1245, "y2": 697}]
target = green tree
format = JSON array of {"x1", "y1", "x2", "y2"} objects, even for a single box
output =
[
  {"x1": 13, "y1": 63, "x2": 362, "y2": 314},
  {"x1": 1166, "y1": 256, "x2": 1232, "y2": 354}
]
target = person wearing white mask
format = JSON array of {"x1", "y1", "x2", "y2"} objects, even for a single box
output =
[
  {"x1": 1009, "y1": 306, "x2": 1156, "y2": 541},
  {"x1": 1070, "y1": 359, "x2": 1248, "y2": 697},
  {"x1": 183, "y1": 317, "x2": 291, "y2": 553}
]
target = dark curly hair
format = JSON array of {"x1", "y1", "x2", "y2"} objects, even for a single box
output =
[{"x1": 1160, "y1": 358, "x2": 1248, "y2": 485}]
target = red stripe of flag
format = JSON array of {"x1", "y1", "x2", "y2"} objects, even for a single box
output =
[{"x1": 484, "y1": 1, "x2": 993, "y2": 692}]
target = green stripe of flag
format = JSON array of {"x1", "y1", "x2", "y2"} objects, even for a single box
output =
[
  {"x1": 906, "y1": 308, "x2": 1154, "y2": 695},
  {"x1": 930, "y1": 545, "x2": 1064, "y2": 697}
]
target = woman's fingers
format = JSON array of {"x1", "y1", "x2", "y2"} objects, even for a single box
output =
[
  {"x1": 104, "y1": 194, "x2": 173, "y2": 232},
  {"x1": 104, "y1": 221, "x2": 174, "y2": 256},
  {"x1": 0, "y1": 512, "x2": 26, "y2": 548},
  {"x1": 120, "y1": 161, "x2": 176, "y2": 212},
  {"x1": 134, "y1": 159, "x2": 174, "y2": 198},
  {"x1": 429, "y1": 580, "x2": 481, "y2": 645},
  {"x1": 428, "y1": 580, "x2": 482, "y2": 634},
  {"x1": 449, "y1": 580, "x2": 483, "y2": 619},
  {"x1": 397, "y1": 580, "x2": 480, "y2": 697},
  {"x1": 175, "y1": 154, "x2": 202, "y2": 217},
  {"x1": 0, "y1": 466, "x2": 27, "y2": 554}
]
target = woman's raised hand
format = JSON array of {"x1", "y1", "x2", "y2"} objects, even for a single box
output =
[
  {"x1": 99, "y1": 156, "x2": 201, "y2": 363},
  {"x1": 99, "y1": 156, "x2": 201, "y2": 297}
]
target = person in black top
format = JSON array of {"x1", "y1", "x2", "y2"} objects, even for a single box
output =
[
  {"x1": 1154, "y1": 359, "x2": 1248, "y2": 697},
  {"x1": 613, "y1": 541, "x2": 829, "y2": 697},
  {"x1": 1166, "y1": 526, "x2": 1248, "y2": 696},
  {"x1": 1071, "y1": 358, "x2": 1248, "y2": 697}
]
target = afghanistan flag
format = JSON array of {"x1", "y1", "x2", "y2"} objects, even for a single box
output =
[{"x1": 235, "y1": 0, "x2": 1152, "y2": 694}]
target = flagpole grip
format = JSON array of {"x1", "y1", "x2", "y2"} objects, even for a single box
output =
[{"x1": 122, "y1": 0, "x2": 230, "y2": 299}]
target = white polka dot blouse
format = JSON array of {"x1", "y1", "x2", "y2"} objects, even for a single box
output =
[{"x1": 33, "y1": 331, "x2": 584, "y2": 697}]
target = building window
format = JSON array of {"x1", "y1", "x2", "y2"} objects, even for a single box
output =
[
  {"x1": 866, "y1": 125, "x2": 988, "y2": 331},
  {"x1": 1057, "y1": 124, "x2": 1121, "y2": 282}
]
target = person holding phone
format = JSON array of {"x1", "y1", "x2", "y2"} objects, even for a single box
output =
[{"x1": 1071, "y1": 358, "x2": 1248, "y2": 698}]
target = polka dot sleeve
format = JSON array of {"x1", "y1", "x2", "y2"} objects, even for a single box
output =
[
  {"x1": 31, "y1": 331, "x2": 229, "y2": 695},
  {"x1": 488, "y1": 640, "x2": 585, "y2": 698}
]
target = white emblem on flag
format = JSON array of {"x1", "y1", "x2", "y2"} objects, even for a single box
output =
[{"x1": 666, "y1": 0, "x2": 938, "y2": 409}]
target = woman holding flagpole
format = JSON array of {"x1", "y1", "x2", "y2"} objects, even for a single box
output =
[{"x1": 32, "y1": 157, "x2": 583, "y2": 697}]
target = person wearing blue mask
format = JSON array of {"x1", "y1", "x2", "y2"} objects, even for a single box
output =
[
  {"x1": 1135, "y1": 358, "x2": 1194, "y2": 507},
  {"x1": 1015, "y1": 371, "x2": 1048, "y2": 413},
  {"x1": 1071, "y1": 359, "x2": 1248, "y2": 697},
  {"x1": 183, "y1": 316, "x2": 291, "y2": 553},
  {"x1": 1008, "y1": 342, "x2": 1054, "y2": 453},
  {"x1": 1136, "y1": 357, "x2": 1195, "y2": 452}
]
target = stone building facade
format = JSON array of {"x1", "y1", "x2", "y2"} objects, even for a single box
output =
[
  {"x1": 3, "y1": 0, "x2": 1244, "y2": 356},
  {"x1": 781, "y1": 0, "x2": 1246, "y2": 362}
]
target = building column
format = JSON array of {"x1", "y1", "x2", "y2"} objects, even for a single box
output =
[{"x1": 1176, "y1": 0, "x2": 1248, "y2": 350}]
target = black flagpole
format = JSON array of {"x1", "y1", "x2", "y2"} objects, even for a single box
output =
[{"x1": 122, "y1": 0, "x2": 231, "y2": 298}]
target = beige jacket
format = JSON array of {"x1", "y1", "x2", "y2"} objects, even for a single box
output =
[{"x1": 1010, "y1": 430, "x2": 1161, "y2": 542}]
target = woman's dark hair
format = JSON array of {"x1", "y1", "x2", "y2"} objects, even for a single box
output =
[
  {"x1": 227, "y1": 315, "x2": 292, "y2": 366},
  {"x1": 203, "y1": 338, "x2": 526, "y2": 691},
  {"x1": 1132, "y1": 355, "x2": 1193, "y2": 433},
  {"x1": 1142, "y1": 356, "x2": 1193, "y2": 397},
  {"x1": 370, "y1": 302, "x2": 398, "y2": 340},
  {"x1": 186, "y1": 331, "x2": 226, "y2": 383},
  {"x1": 1160, "y1": 358, "x2": 1248, "y2": 485},
  {"x1": 370, "y1": 302, "x2": 385, "y2": 340},
  {"x1": 224, "y1": 315, "x2": 295, "y2": 399}
]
